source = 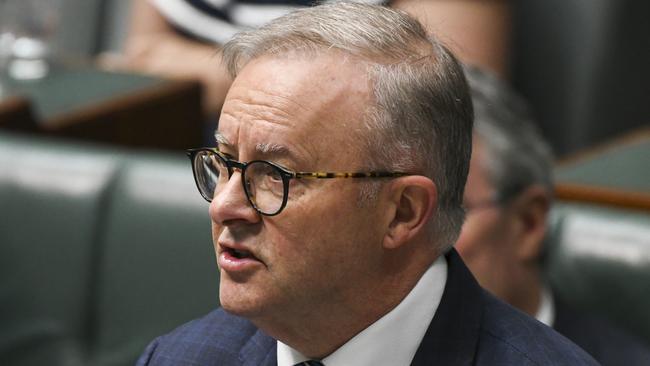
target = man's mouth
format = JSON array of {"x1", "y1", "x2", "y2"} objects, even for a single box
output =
[
  {"x1": 227, "y1": 247, "x2": 255, "y2": 260},
  {"x1": 220, "y1": 243, "x2": 261, "y2": 262},
  {"x1": 217, "y1": 240, "x2": 264, "y2": 272}
]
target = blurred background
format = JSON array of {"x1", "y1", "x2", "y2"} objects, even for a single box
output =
[
  {"x1": 0, "y1": 0, "x2": 648, "y2": 365},
  {"x1": 2, "y1": 0, "x2": 648, "y2": 154}
]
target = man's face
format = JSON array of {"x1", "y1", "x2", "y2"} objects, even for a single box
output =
[
  {"x1": 210, "y1": 53, "x2": 389, "y2": 323},
  {"x1": 455, "y1": 137, "x2": 521, "y2": 300}
]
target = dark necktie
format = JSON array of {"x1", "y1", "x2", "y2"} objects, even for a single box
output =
[{"x1": 294, "y1": 361, "x2": 324, "y2": 366}]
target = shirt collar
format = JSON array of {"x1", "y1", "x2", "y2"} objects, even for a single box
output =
[
  {"x1": 535, "y1": 285, "x2": 555, "y2": 327},
  {"x1": 277, "y1": 255, "x2": 448, "y2": 366}
]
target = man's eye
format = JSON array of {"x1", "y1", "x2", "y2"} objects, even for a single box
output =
[{"x1": 267, "y1": 169, "x2": 283, "y2": 182}]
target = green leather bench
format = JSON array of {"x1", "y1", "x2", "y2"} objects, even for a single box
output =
[
  {"x1": 545, "y1": 203, "x2": 650, "y2": 344},
  {"x1": 1, "y1": 131, "x2": 648, "y2": 365},
  {"x1": 0, "y1": 132, "x2": 217, "y2": 366},
  {"x1": 548, "y1": 129, "x2": 650, "y2": 343}
]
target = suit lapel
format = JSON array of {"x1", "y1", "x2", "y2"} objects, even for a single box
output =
[
  {"x1": 239, "y1": 328, "x2": 277, "y2": 366},
  {"x1": 410, "y1": 249, "x2": 484, "y2": 366}
]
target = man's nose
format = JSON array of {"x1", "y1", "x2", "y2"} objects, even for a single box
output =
[{"x1": 209, "y1": 171, "x2": 259, "y2": 225}]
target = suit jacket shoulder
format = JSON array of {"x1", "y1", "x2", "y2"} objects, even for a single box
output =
[
  {"x1": 136, "y1": 309, "x2": 276, "y2": 366},
  {"x1": 411, "y1": 250, "x2": 600, "y2": 366},
  {"x1": 554, "y1": 298, "x2": 650, "y2": 366},
  {"x1": 473, "y1": 293, "x2": 600, "y2": 366}
]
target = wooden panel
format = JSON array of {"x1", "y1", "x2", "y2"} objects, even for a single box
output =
[
  {"x1": 0, "y1": 65, "x2": 204, "y2": 150},
  {"x1": 555, "y1": 183, "x2": 650, "y2": 211},
  {"x1": 555, "y1": 127, "x2": 650, "y2": 211},
  {"x1": 43, "y1": 79, "x2": 204, "y2": 150},
  {"x1": 0, "y1": 96, "x2": 38, "y2": 132}
]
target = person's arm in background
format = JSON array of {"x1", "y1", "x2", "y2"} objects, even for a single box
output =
[
  {"x1": 391, "y1": 0, "x2": 511, "y2": 79},
  {"x1": 114, "y1": 0, "x2": 511, "y2": 116},
  {"x1": 121, "y1": 0, "x2": 231, "y2": 117}
]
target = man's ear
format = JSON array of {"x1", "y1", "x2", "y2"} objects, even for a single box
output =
[
  {"x1": 383, "y1": 176, "x2": 437, "y2": 249},
  {"x1": 509, "y1": 185, "x2": 551, "y2": 262}
]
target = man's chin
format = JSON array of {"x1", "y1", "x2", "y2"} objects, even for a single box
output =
[
  {"x1": 219, "y1": 284, "x2": 267, "y2": 318},
  {"x1": 221, "y1": 301, "x2": 252, "y2": 316}
]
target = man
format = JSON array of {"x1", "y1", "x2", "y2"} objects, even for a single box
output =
[
  {"x1": 457, "y1": 66, "x2": 650, "y2": 365},
  {"x1": 137, "y1": 3, "x2": 597, "y2": 365}
]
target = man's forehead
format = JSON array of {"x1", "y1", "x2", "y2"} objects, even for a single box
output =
[
  {"x1": 465, "y1": 138, "x2": 496, "y2": 198},
  {"x1": 231, "y1": 52, "x2": 371, "y2": 104},
  {"x1": 217, "y1": 53, "x2": 373, "y2": 160}
]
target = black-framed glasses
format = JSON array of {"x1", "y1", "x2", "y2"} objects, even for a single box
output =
[{"x1": 187, "y1": 147, "x2": 411, "y2": 216}]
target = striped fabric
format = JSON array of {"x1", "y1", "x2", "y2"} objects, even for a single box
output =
[{"x1": 150, "y1": 0, "x2": 386, "y2": 44}]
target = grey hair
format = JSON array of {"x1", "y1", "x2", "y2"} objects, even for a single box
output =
[
  {"x1": 464, "y1": 65, "x2": 554, "y2": 203},
  {"x1": 221, "y1": 1, "x2": 473, "y2": 252}
]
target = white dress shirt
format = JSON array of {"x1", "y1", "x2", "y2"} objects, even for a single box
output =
[
  {"x1": 277, "y1": 255, "x2": 448, "y2": 366},
  {"x1": 535, "y1": 285, "x2": 556, "y2": 327}
]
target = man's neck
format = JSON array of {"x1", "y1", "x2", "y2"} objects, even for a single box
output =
[
  {"x1": 277, "y1": 256, "x2": 448, "y2": 366},
  {"x1": 507, "y1": 267, "x2": 543, "y2": 317},
  {"x1": 255, "y1": 253, "x2": 436, "y2": 359}
]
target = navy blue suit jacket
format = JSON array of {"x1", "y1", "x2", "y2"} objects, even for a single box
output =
[
  {"x1": 553, "y1": 297, "x2": 650, "y2": 366},
  {"x1": 137, "y1": 250, "x2": 599, "y2": 365}
]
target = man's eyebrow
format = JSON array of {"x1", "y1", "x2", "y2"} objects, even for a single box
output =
[
  {"x1": 255, "y1": 142, "x2": 291, "y2": 157},
  {"x1": 214, "y1": 132, "x2": 295, "y2": 160},
  {"x1": 214, "y1": 132, "x2": 231, "y2": 148}
]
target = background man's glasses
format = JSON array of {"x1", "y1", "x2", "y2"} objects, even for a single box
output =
[{"x1": 187, "y1": 148, "x2": 410, "y2": 216}]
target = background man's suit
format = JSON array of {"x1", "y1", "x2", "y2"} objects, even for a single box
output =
[
  {"x1": 137, "y1": 250, "x2": 598, "y2": 365},
  {"x1": 553, "y1": 297, "x2": 650, "y2": 365}
]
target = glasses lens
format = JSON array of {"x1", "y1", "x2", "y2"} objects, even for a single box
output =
[
  {"x1": 245, "y1": 161, "x2": 286, "y2": 215},
  {"x1": 193, "y1": 150, "x2": 228, "y2": 201}
]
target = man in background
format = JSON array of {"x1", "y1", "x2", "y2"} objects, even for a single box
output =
[{"x1": 457, "y1": 66, "x2": 650, "y2": 366}]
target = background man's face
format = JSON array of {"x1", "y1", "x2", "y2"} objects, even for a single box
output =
[
  {"x1": 455, "y1": 137, "x2": 521, "y2": 300},
  {"x1": 210, "y1": 53, "x2": 389, "y2": 323}
]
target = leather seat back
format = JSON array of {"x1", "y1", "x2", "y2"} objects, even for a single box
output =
[
  {"x1": 545, "y1": 203, "x2": 650, "y2": 344},
  {"x1": 91, "y1": 153, "x2": 218, "y2": 366},
  {"x1": 0, "y1": 132, "x2": 122, "y2": 364}
]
